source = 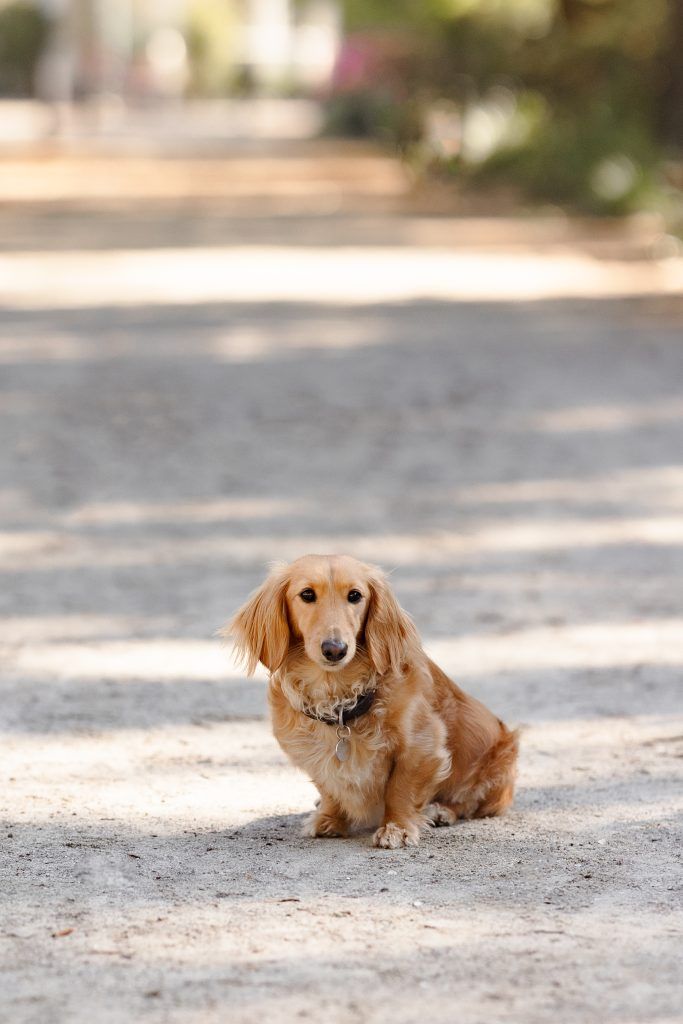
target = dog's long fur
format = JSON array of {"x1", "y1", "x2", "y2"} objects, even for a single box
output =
[{"x1": 228, "y1": 554, "x2": 518, "y2": 848}]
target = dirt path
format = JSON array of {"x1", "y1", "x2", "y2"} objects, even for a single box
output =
[{"x1": 1, "y1": 145, "x2": 682, "y2": 1023}]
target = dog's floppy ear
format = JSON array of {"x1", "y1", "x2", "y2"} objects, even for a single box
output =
[
  {"x1": 364, "y1": 568, "x2": 419, "y2": 677},
  {"x1": 225, "y1": 565, "x2": 291, "y2": 674}
]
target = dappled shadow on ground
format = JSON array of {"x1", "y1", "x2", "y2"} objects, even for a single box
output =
[
  {"x1": 1, "y1": 295, "x2": 682, "y2": 640},
  {"x1": 3, "y1": 800, "x2": 681, "y2": 913},
  {"x1": 2, "y1": 235, "x2": 682, "y2": 1023},
  {"x1": 2, "y1": 288, "x2": 682, "y2": 801},
  {"x1": 0, "y1": 676, "x2": 267, "y2": 733},
  {"x1": 4, "y1": 203, "x2": 677, "y2": 255},
  {"x1": 5, "y1": 772, "x2": 680, "y2": 1024},
  {"x1": 1, "y1": 664, "x2": 682, "y2": 734}
]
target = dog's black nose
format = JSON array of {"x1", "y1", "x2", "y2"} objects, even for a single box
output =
[{"x1": 321, "y1": 638, "x2": 348, "y2": 663}]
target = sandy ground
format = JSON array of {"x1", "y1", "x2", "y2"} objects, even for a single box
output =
[{"x1": 1, "y1": 145, "x2": 682, "y2": 1023}]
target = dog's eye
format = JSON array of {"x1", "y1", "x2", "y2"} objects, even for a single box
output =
[
  {"x1": 299, "y1": 588, "x2": 316, "y2": 603},
  {"x1": 347, "y1": 590, "x2": 363, "y2": 604}
]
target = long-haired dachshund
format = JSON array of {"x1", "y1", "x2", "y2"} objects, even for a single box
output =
[{"x1": 228, "y1": 554, "x2": 518, "y2": 849}]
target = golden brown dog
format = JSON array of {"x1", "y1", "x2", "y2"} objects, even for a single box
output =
[{"x1": 228, "y1": 554, "x2": 518, "y2": 849}]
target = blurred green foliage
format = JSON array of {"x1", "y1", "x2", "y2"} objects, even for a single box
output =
[
  {"x1": 185, "y1": 0, "x2": 239, "y2": 97},
  {"x1": 0, "y1": 0, "x2": 49, "y2": 97},
  {"x1": 335, "y1": 0, "x2": 683, "y2": 215}
]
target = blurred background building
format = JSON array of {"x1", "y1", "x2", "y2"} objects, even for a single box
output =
[
  {"x1": 0, "y1": 0, "x2": 682, "y2": 219},
  {"x1": 18, "y1": 0, "x2": 340, "y2": 100}
]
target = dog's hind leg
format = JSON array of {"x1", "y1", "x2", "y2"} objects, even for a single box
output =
[
  {"x1": 433, "y1": 727, "x2": 519, "y2": 822},
  {"x1": 424, "y1": 802, "x2": 458, "y2": 827}
]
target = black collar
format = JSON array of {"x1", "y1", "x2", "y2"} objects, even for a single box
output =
[{"x1": 302, "y1": 689, "x2": 376, "y2": 726}]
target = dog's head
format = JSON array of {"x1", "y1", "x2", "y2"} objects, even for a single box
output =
[{"x1": 227, "y1": 554, "x2": 417, "y2": 678}]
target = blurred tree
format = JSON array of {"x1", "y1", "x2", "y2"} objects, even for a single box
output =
[
  {"x1": 659, "y1": 0, "x2": 683, "y2": 146},
  {"x1": 185, "y1": 0, "x2": 239, "y2": 97},
  {"x1": 334, "y1": 0, "x2": 682, "y2": 213},
  {"x1": 0, "y1": 0, "x2": 50, "y2": 96}
]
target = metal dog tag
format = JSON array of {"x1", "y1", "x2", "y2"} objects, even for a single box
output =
[
  {"x1": 335, "y1": 737, "x2": 351, "y2": 762},
  {"x1": 335, "y1": 710, "x2": 352, "y2": 762}
]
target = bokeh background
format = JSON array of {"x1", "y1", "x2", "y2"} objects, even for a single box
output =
[
  {"x1": 1, "y1": 3, "x2": 682, "y2": 1023},
  {"x1": 2, "y1": 0, "x2": 683, "y2": 220}
]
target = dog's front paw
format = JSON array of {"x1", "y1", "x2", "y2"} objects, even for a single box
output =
[
  {"x1": 303, "y1": 811, "x2": 347, "y2": 839},
  {"x1": 373, "y1": 821, "x2": 420, "y2": 849}
]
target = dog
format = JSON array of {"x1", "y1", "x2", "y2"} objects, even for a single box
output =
[{"x1": 227, "y1": 554, "x2": 518, "y2": 848}]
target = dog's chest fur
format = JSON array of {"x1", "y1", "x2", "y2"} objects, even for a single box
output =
[{"x1": 270, "y1": 689, "x2": 392, "y2": 824}]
